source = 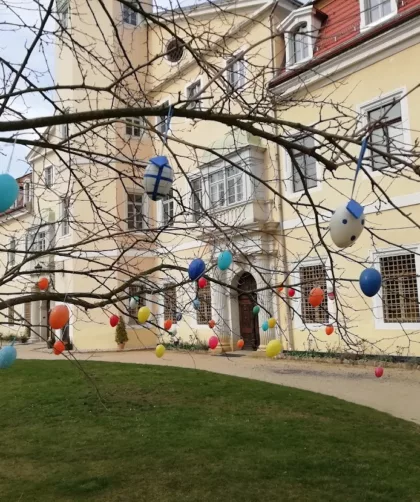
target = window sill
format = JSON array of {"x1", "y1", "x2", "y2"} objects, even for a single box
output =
[
  {"x1": 375, "y1": 321, "x2": 420, "y2": 330},
  {"x1": 286, "y1": 56, "x2": 312, "y2": 71}
]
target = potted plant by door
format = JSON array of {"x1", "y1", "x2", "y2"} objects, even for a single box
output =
[{"x1": 115, "y1": 317, "x2": 128, "y2": 350}]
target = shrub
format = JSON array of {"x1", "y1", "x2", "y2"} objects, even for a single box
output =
[{"x1": 115, "y1": 317, "x2": 128, "y2": 345}]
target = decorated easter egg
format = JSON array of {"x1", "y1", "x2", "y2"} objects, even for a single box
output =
[
  {"x1": 329, "y1": 201, "x2": 365, "y2": 249},
  {"x1": 144, "y1": 156, "x2": 173, "y2": 201}
]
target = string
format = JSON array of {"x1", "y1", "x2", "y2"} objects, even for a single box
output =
[
  {"x1": 5, "y1": 135, "x2": 19, "y2": 174},
  {"x1": 350, "y1": 135, "x2": 368, "y2": 199}
]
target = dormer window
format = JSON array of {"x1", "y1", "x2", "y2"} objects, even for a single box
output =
[
  {"x1": 278, "y1": 5, "x2": 325, "y2": 70},
  {"x1": 360, "y1": 0, "x2": 397, "y2": 31},
  {"x1": 292, "y1": 24, "x2": 310, "y2": 64}
]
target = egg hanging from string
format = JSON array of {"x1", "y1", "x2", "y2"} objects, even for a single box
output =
[
  {"x1": 38, "y1": 277, "x2": 49, "y2": 291},
  {"x1": 237, "y1": 339, "x2": 244, "y2": 349},
  {"x1": 266, "y1": 339, "x2": 282, "y2": 358},
  {"x1": 164, "y1": 319, "x2": 173, "y2": 331},
  {"x1": 53, "y1": 340, "x2": 65, "y2": 355},
  {"x1": 155, "y1": 344, "x2": 166, "y2": 358},
  {"x1": 188, "y1": 258, "x2": 205, "y2": 281},
  {"x1": 138, "y1": 306, "x2": 151, "y2": 324},
  {"x1": 198, "y1": 277, "x2": 207, "y2": 289},
  {"x1": 208, "y1": 335, "x2": 218, "y2": 350},
  {"x1": 252, "y1": 305, "x2": 260, "y2": 315},
  {"x1": 359, "y1": 268, "x2": 382, "y2": 297},
  {"x1": 329, "y1": 200, "x2": 365, "y2": 249},
  {"x1": 308, "y1": 287, "x2": 324, "y2": 308},
  {"x1": 217, "y1": 250, "x2": 233, "y2": 271},
  {"x1": 49, "y1": 305, "x2": 70, "y2": 330},
  {"x1": 193, "y1": 298, "x2": 200, "y2": 310},
  {"x1": 129, "y1": 297, "x2": 138, "y2": 310},
  {"x1": 144, "y1": 156, "x2": 174, "y2": 201},
  {"x1": 110, "y1": 315, "x2": 119, "y2": 328},
  {"x1": 0, "y1": 174, "x2": 19, "y2": 213}
]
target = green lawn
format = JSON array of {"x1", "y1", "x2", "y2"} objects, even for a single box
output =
[{"x1": 1, "y1": 361, "x2": 420, "y2": 501}]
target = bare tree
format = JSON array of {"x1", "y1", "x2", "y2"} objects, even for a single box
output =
[{"x1": 0, "y1": 0, "x2": 419, "y2": 358}]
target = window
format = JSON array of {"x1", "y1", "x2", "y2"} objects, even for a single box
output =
[
  {"x1": 292, "y1": 24, "x2": 310, "y2": 64},
  {"x1": 122, "y1": 2, "x2": 138, "y2": 25},
  {"x1": 227, "y1": 167, "x2": 244, "y2": 205},
  {"x1": 367, "y1": 101, "x2": 403, "y2": 171},
  {"x1": 197, "y1": 282, "x2": 212, "y2": 324},
  {"x1": 128, "y1": 284, "x2": 145, "y2": 323},
  {"x1": 57, "y1": 0, "x2": 70, "y2": 29},
  {"x1": 226, "y1": 55, "x2": 246, "y2": 90},
  {"x1": 127, "y1": 193, "x2": 143, "y2": 231},
  {"x1": 299, "y1": 264, "x2": 328, "y2": 324},
  {"x1": 290, "y1": 136, "x2": 317, "y2": 193},
  {"x1": 209, "y1": 168, "x2": 245, "y2": 209},
  {"x1": 162, "y1": 189, "x2": 174, "y2": 225},
  {"x1": 126, "y1": 117, "x2": 143, "y2": 137},
  {"x1": 44, "y1": 166, "x2": 53, "y2": 188},
  {"x1": 365, "y1": 0, "x2": 393, "y2": 25},
  {"x1": 186, "y1": 80, "x2": 201, "y2": 110},
  {"x1": 24, "y1": 302, "x2": 31, "y2": 326},
  {"x1": 191, "y1": 178, "x2": 202, "y2": 221},
  {"x1": 166, "y1": 38, "x2": 184, "y2": 63},
  {"x1": 26, "y1": 229, "x2": 46, "y2": 253},
  {"x1": 8, "y1": 306, "x2": 16, "y2": 325},
  {"x1": 157, "y1": 100, "x2": 170, "y2": 135},
  {"x1": 210, "y1": 171, "x2": 225, "y2": 208},
  {"x1": 8, "y1": 238, "x2": 16, "y2": 266},
  {"x1": 380, "y1": 253, "x2": 420, "y2": 323},
  {"x1": 61, "y1": 197, "x2": 70, "y2": 236},
  {"x1": 164, "y1": 285, "x2": 177, "y2": 321},
  {"x1": 23, "y1": 182, "x2": 31, "y2": 204}
]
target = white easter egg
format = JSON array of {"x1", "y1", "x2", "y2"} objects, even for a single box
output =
[
  {"x1": 170, "y1": 326, "x2": 178, "y2": 337},
  {"x1": 144, "y1": 156, "x2": 173, "y2": 201},
  {"x1": 329, "y1": 203, "x2": 365, "y2": 249}
]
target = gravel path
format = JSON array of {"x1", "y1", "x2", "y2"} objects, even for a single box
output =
[{"x1": 16, "y1": 344, "x2": 420, "y2": 424}]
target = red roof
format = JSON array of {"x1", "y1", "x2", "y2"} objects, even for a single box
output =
[{"x1": 270, "y1": 0, "x2": 420, "y2": 88}]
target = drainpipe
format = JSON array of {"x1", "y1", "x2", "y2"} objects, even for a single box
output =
[{"x1": 269, "y1": 4, "x2": 295, "y2": 350}]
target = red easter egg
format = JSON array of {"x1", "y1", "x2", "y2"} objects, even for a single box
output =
[
  {"x1": 53, "y1": 340, "x2": 65, "y2": 355},
  {"x1": 164, "y1": 319, "x2": 173, "y2": 331},
  {"x1": 328, "y1": 291, "x2": 335, "y2": 300},
  {"x1": 198, "y1": 277, "x2": 207, "y2": 289},
  {"x1": 237, "y1": 339, "x2": 244, "y2": 349},
  {"x1": 375, "y1": 367, "x2": 384, "y2": 378},
  {"x1": 288, "y1": 288, "x2": 296, "y2": 298},
  {"x1": 208, "y1": 319, "x2": 216, "y2": 329},
  {"x1": 277, "y1": 286, "x2": 284, "y2": 293},
  {"x1": 208, "y1": 335, "x2": 218, "y2": 350},
  {"x1": 38, "y1": 277, "x2": 49, "y2": 291},
  {"x1": 325, "y1": 324, "x2": 334, "y2": 336},
  {"x1": 309, "y1": 287, "x2": 324, "y2": 308},
  {"x1": 49, "y1": 305, "x2": 70, "y2": 330},
  {"x1": 110, "y1": 315, "x2": 119, "y2": 328}
]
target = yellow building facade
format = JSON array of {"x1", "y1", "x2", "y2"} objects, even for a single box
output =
[{"x1": 2, "y1": 0, "x2": 420, "y2": 356}]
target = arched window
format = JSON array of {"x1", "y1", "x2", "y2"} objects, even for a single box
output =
[{"x1": 292, "y1": 24, "x2": 309, "y2": 64}]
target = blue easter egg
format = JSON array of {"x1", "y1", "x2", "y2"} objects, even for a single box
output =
[
  {"x1": 0, "y1": 345, "x2": 17, "y2": 369},
  {"x1": 188, "y1": 258, "x2": 205, "y2": 281},
  {"x1": 217, "y1": 251, "x2": 233, "y2": 271},
  {"x1": 193, "y1": 298, "x2": 200, "y2": 310},
  {"x1": 144, "y1": 156, "x2": 174, "y2": 202},
  {"x1": 359, "y1": 268, "x2": 382, "y2": 297},
  {"x1": 0, "y1": 174, "x2": 19, "y2": 213},
  {"x1": 262, "y1": 321, "x2": 269, "y2": 332},
  {"x1": 176, "y1": 312, "x2": 182, "y2": 322}
]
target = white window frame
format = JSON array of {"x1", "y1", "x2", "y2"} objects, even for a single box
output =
[
  {"x1": 207, "y1": 167, "x2": 246, "y2": 211},
  {"x1": 44, "y1": 166, "x2": 53, "y2": 188},
  {"x1": 125, "y1": 117, "x2": 143, "y2": 138},
  {"x1": 8, "y1": 237, "x2": 16, "y2": 266},
  {"x1": 190, "y1": 176, "x2": 203, "y2": 222},
  {"x1": 185, "y1": 78, "x2": 202, "y2": 111},
  {"x1": 156, "y1": 98, "x2": 171, "y2": 136},
  {"x1": 23, "y1": 181, "x2": 31, "y2": 205},
  {"x1": 60, "y1": 197, "x2": 71, "y2": 237},
  {"x1": 127, "y1": 192, "x2": 144, "y2": 232},
  {"x1": 225, "y1": 49, "x2": 247, "y2": 91},
  {"x1": 26, "y1": 228, "x2": 47, "y2": 253},
  {"x1": 161, "y1": 189, "x2": 174, "y2": 226},
  {"x1": 57, "y1": 0, "x2": 70, "y2": 29},
  {"x1": 122, "y1": 1, "x2": 139, "y2": 26},
  {"x1": 359, "y1": 0, "x2": 398, "y2": 32},
  {"x1": 283, "y1": 133, "x2": 322, "y2": 198},
  {"x1": 291, "y1": 257, "x2": 332, "y2": 330},
  {"x1": 278, "y1": 5, "x2": 323, "y2": 71},
  {"x1": 291, "y1": 24, "x2": 311, "y2": 65},
  {"x1": 372, "y1": 245, "x2": 420, "y2": 330},
  {"x1": 357, "y1": 87, "x2": 411, "y2": 178}
]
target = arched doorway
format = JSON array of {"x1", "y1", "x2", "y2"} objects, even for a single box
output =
[{"x1": 237, "y1": 272, "x2": 260, "y2": 350}]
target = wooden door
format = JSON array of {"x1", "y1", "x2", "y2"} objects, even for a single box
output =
[{"x1": 238, "y1": 273, "x2": 260, "y2": 351}]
